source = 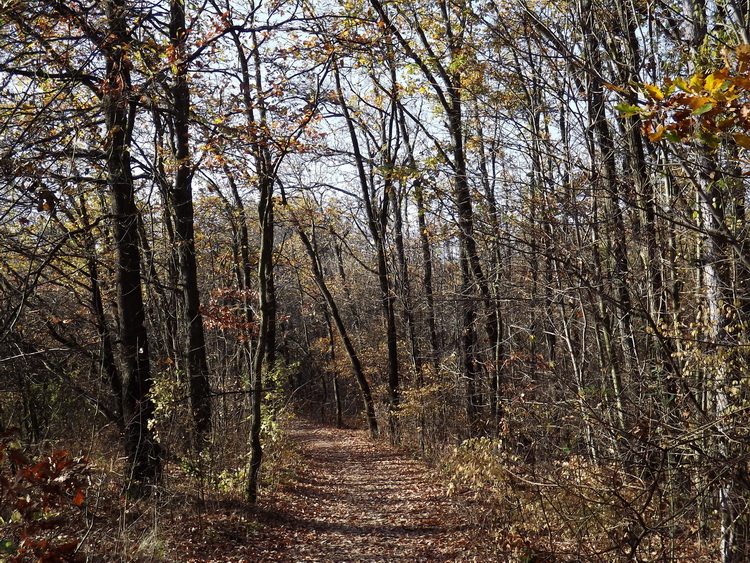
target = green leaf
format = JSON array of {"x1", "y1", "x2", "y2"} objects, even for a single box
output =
[
  {"x1": 0, "y1": 538, "x2": 15, "y2": 554},
  {"x1": 695, "y1": 130, "x2": 720, "y2": 147},
  {"x1": 615, "y1": 103, "x2": 642, "y2": 117},
  {"x1": 692, "y1": 101, "x2": 714, "y2": 116}
]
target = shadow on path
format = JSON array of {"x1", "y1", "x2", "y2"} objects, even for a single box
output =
[{"x1": 243, "y1": 419, "x2": 486, "y2": 562}]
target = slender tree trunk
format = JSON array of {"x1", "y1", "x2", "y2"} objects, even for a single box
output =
[
  {"x1": 217, "y1": 167, "x2": 257, "y2": 393},
  {"x1": 679, "y1": 0, "x2": 749, "y2": 556},
  {"x1": 169, "y1": 0, "x2": 212, "y2": 444},
  {"x1": 333, "y1": 62, "x2": 399, "y2": 436},
  {"x1": 325, "y1": 310, "x2": 344, "y2": 429},
  {"x1": 146, "y1": 110, "x2": 180, "y2": 364},
  {"x1": 293, "y1": 216, "x2": 378, "y2": 437},
  {"x1": 395, "y1": 104, "x2": 438, "y2": 368},
  {"x1": 247, "y1": 176, "x2": 274, "y2": 503},
  {"x1": 474, "y1": 116, "x2": 505, "y2": 431},
  {"x1": 390, "y1": 183, "x2": 421, "y2": 374},
  {"x1": 221, "y1": 13, "x2": 280, "y2": 502},
  {"x1": 79, "y1": 196, "x2": 123, "y2": 429},
  {"x1": 448, "y1": 91, "x2": 498, "y2": 436},
  {"x1": 580, "y1": 0, "x2": 630, "y2": 434},
  {"x1": 368, "y1": 0, "x2": 497, "y2": 436}
]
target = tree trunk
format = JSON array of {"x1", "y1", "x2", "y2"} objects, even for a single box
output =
[
  {"x1": 247, "y1": 176, "x2": 274, "y2": 503},
  {"x1": 104, "y1": 0, "x2": 160, "y2": 491},
  {"x1": 333, "y1": 61, "x2": 399, "y2": 437},
  {"x1": 293, "y1": 216, "x2": 378, "y2": 437},
  {"x1": 78, "y1": 196, "x2": 123, "y2": 429},
  {"x1": 395, "y1": 102, "x2": 438, "y2": 369},
  {"x1": 169, "y1": 0, "x2": 212, "y2": 445},
  {"x1": 580, "y1": 0, "x2": 631, "y2": 435},
  {"x1": 325, "y1": 310, "x2": 344, "y2": 429}
]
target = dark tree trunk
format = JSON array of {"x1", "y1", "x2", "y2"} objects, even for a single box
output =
[
  {"x1": 333, "y1": 62, "x2": 399, "y2": 436},
  {"x1": 447, "y1": 91, "x2": 498, "y2": 436},
  {"x1": 247, "y1": 176, "x2": 274, "y2": 503},
  {"x1": 104, "y1": 0, "x2": 160, "y2": 490},
  {"x1": 169, "y1": 0, "x2": 212, "y2": 444}
]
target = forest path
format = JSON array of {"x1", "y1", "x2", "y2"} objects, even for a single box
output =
[{"x1": 239, "y1": 419, "x2": 489, "y2": 562}]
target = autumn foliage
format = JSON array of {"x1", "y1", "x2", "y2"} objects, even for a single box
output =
[
  {"x1": 0, "y1": 430, "x2": 90, "y2": 561},
  {"x1": 6, "y1": 0, "x2": 750, "y2": 559},
  {"x1": 630, "y1": 45, "x2": 750, "y2": 149}
]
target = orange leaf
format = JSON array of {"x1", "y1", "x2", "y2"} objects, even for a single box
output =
[
  {"x1": 685, "y1": 96, "x2": 713, "y2": 111},
  {"x1": 602, "y1": 81, "x2": 627, "y2": 93},
  {"x1": 736, "y1": 44, "x2": 750, "y2": 72}
]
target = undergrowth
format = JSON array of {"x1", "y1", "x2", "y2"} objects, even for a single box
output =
[
  {"x1": 440, "y1": 437, "x2": 715, "y2": 561},
  {"x1": 0, "y1": 428, "x2": 90, "y2": 561},
  {"x1": 0, "y1": 410, "x2": 302, "y2": 562}
]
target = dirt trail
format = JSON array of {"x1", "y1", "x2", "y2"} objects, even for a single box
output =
[{"x1": 241, "y1": 419, "x2": 488, "y2": 562}]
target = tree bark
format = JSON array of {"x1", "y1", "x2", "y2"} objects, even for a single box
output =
[
  {"x1": 104, "y1": 0, "x2": 160, "y2": 490},
  {"x1": 169, "y1": 0, "x2": 212, "y2": 444}
]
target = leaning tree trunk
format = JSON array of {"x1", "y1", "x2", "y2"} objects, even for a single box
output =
[
  {"x1": 293, "y1": 216, "x2": 378, "y2": 437},
  {"x1": 333, "y1": 62, "x2": 399, "y2": 438}
]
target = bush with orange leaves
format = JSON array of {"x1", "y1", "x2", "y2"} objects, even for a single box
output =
[{"x1": 0, "y1": 429, "x2": 90, "y2": 561}]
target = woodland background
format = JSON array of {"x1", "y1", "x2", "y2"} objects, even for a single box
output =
[{"x1": 3, "y1": 0, "x2": 750, "y2": 559}]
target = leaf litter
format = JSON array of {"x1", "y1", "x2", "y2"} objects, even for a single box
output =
[
  {"x1": 177, "y1": 419, "x2": 493, "y2": 562},
  {"x1": 69, "y1": 419, "x2": 494, "y2": 561}
]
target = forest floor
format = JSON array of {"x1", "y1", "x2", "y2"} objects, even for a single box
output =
[{"x1": 140, "y1": 418, "x2": 495, "y2": 562}]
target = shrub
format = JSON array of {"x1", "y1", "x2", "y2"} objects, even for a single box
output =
[{"x1": 0, "y1": 429, "x2": 90, "y2": 561}]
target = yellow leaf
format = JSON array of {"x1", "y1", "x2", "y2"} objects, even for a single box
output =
[
  {"x1": 674, "y1": 77, "x2": 691, "y2": 92},
  {"x1": 704, "y1": 73, "x2": 719, "y2": 92},
  {"x1": 648, "y1": 125, "x2": 666, "y2": 142},
  {"x1": 644, "y1": 84, "x2": 664, "y2": 100},
  {"x1": 689, "y1": 73, "x2": 705, "y2": 91},
  {"x1": 705, "y1": 70, "x2": 730, "y2": 95}
]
